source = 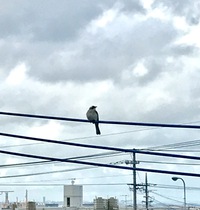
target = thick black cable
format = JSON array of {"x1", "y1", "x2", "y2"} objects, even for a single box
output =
[
  {"x1": 1, "y1": 132, "x2": 200, "y2": 161},
  {"x1": 1, "y1": 111, "x2": 200, "y2": 129},
  {"x1": 1, "y1": 149, "x2": 200, "y2": 178}
]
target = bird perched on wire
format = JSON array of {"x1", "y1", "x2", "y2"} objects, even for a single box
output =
[{"x1": 86, "y1": 106, "x2": 101, "y2": 135}]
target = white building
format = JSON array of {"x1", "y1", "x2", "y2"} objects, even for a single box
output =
[{"x1": 63, "y1": 185, "x2": 83, "y2": 207}]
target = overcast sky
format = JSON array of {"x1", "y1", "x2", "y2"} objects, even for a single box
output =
[{"x1": 0, "y1": 0, "x2": 200, "y2": 206}]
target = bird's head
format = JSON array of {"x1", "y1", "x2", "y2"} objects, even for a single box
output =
[{"x1": 90, "y1": 106, "x2": 97, "y2": 109}]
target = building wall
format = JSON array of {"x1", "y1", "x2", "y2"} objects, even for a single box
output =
[
  {"x1": 94, "y1": 197, "x2": 107, "y2": 210},
  {"x1": 108, "y1": 197, "x2": 118, "y2": 210},
  {"x1": 63, "y1": 185, "x2": 83, "y2": 207},
  {"x1": 94, "y1": 197, "x2": 119, "y2": 210}
]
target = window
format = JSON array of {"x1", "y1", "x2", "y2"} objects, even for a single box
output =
[{"x1": 67, "y1": 197, "x2": 70, "y2": 207}]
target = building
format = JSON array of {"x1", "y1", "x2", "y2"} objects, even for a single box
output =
[
  {"x1": 63, "y1": 184, "x2": 83, "y2": 207},
  {"x1": 108, "y1": 197, "x2": 119, "y2": 210},
  {"x1": 94, "y1": 197, "x2": 118, "y2": 210},
  {"x1": 94, "y1": 197, "x2": 107, "y2": 210}
]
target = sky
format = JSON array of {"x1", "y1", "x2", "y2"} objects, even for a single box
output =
[{"x1": 0, "y1": 0, "x2": 200, "y2": 207}]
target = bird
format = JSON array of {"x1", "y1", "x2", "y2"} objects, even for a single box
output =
[{"x1": 86, "y1": 106, "x2": 101, "y2": 135}]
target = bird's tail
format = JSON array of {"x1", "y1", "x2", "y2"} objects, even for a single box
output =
[{"x1": 95, "y1": 123, "x2": 101, "y2": 135}]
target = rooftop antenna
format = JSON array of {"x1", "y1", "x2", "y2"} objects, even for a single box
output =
[{"x1": 71, "y1": 178, "x2": 76, "y2": 185}]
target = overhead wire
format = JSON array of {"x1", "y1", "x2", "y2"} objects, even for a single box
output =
[
  {"x1": 0, "y1": 151, "x2": 125, "y2": 169},
  {"x1": 2, "y1": 131, "x2": 200, "y2": 187},
  {"x1": 151, "y1": 191, "x2": 183, "y2": 204},
  {"x1": 1, "y1": 112, "x2": 200, "y2": 152},
  {"x1": 152, "y1": 198, "x2": 176, "y2": 208},
  {"x1": 139, "y1": 160, "x2": 200, "y2": 166},
  {"x1": 0, "y1": 165, "x2": 94, "y2": 179},
  {"x1": 2, "y1": 111, "x2": 200, "y2": 179},
  {"x1": 146, "y1": 138, "x2": 200, "y2": 151},
  {"x1": 0, "y1": 183, "x2": 130, "y2": 186},
  {"x1": 1, "y1": 111, "x2": 200, "y2": 129},
  {"x1": 0, "y1": 173, "x2": 133, "y2": 185},
  {"x1": 1, "y1": 149, "x2": 200, "y2": 177},
  {"x1": 150, "y1": 184, "x2": 200, "y2": 191},
  {"x1": 2, "y1": 132, "x2": 200, "y2": 162}
]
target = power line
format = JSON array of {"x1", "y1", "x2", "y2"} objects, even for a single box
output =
[
  {"x1": 1, "y1": 111, "x2": 200, "y2": 129},
  {"x1": 0, "y1": 128, "x2": 155, "y2": 149},
  {"x1": 2, "y1": 131, "x2": 200, "y2": 162},
  {"x1": 146, "y1": 139, "x2": 200, "y2": 150},
  {"x1": 1, "y1": 149, "x2": 200, "y2": 178},
  {"x1": 0, "y1": 166, "x2": 94, "y2": 179},
  {"x1": 0, "y1": 160, "x2": 52, "y2": 168},
  {"x1": 152, "y1": 191, "x2": 182, "y2": 204},
  {"x1": 0, "y1": 183, "x2": 130, "y2": 186},
  {"x1": 151, "y1": 184, "x2": 200, "y2": 191},
  {"x1": 0, "y1": 173, "x2": 132, "y2": 183},
  {"x1": 139, "y1": 160, "x2": 200, "y2": 166},
  {"x1": 0, "y1": 131, "x2": 131, "y2": 152},
  {"x1": 0, "y1": 151, "x2": 123, "y2": 169},
  {"x1": 148, "y1": 149, "x2": 200, "y2": 152}
]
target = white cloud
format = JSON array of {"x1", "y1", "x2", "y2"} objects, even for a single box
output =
[
  {"x1": 133, "y1": 62, "x2": 148, "y2": 77},
  {"x1": 6, "y1": 63, "x2": 28, "y2": 85},
  {"x1": 93, "y1": 9, "x2": 117, "y2": 29},
  {"x1": 178, "y1": 26, "x2": 200, "y2": 47},
  {"x1": 28, "y1": 121, "x2": 63, "y2": 139}
]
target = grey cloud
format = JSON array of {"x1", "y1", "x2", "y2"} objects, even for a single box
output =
[
  {"x1": 135, "y1": 44, "x2": 199, "y2": 85},
  {"x1": 153, "y1": 0, "x2": 200, "y2": 25},
  {"x1": 116, "y1": 0, "x2": 145, "y2": 14},
  {"x1": 0, "y1": 0, "x2": 144, "y2": 42},
  {"x1": 25, "y1": 18, "x2": 179, "y2": 83},
  {"x1": 0, "y1": 0, "x2": 102, "y2": 41},
  {"x1": 168, "y1": 44, "x2": 199, "y2": 56},
  {"x1": 0, "y1": 0, "x2": 145, "y2": 82}
]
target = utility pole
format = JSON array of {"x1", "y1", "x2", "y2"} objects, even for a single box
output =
[
  {"x1": 132, "y1": 151, "x2": 137, "y2": 210},
  {"x1": 142, "y1": 173, "x2": 155, "y2": 209},
  {"x1": 125, "y1": 152, "x2": 138, "y2": 210},
  {"x1": 145, "y1": 173, "x2": 149, "y2": 210},
  {"x1": 110, "y1": 154, "x2": 138, "y2": 210}
]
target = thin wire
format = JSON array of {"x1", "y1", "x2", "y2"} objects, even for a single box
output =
[
  {"x1": 1, "y1": 111, "x2": 200, "y2": 129},
  {"x1": 152, "y1": 191, "x2": 183, "y2": 204},
  {"x1": 0, "y1": 151, "x2": 124, "y2": 169},
  {"x1": 0, "y1": 160, "x2": 52, "y2": 168},
  {"x1": 153, "y1": 198, "x2": 177, "y2": 208},
  {"x1": 0, "y1": 166, "x2": 94, "y2": 179},
  {"x1": 146, "y1": 139, "x2": 200, "y2": 150},
  {"x1": 151, "y1": 149, "x2": 200, "y2": 152},
  {"x1": 151, "y1": 184, "x2": 200, "y2": 191},
  {"x1": 0, "y1": 183, "x2": 129, "y2": 186},
  {"x1": 139, "y1": 160, "x2": 200, "y2": 165}
]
